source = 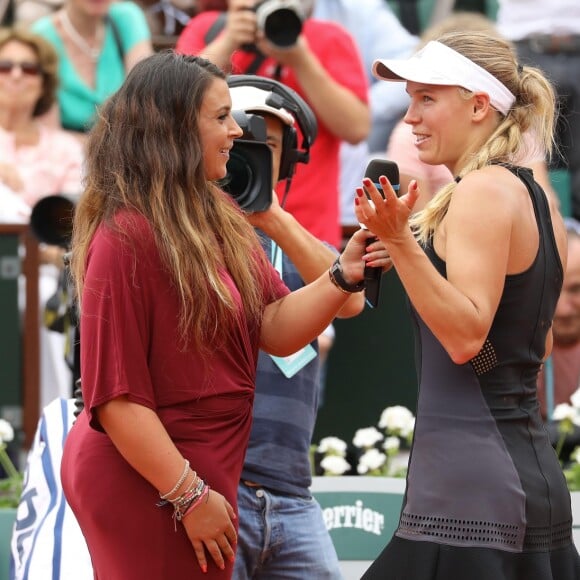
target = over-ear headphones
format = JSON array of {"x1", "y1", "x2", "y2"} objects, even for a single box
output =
[{"x1": 227, "y1": 74, "x2": 318, "y2": 181}]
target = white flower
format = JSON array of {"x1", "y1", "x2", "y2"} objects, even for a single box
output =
[
  {"x1": 382, "y1": 436, "x2": 401, "y2": 454},
  {"x1": 553, "y1": 403, "x2": 579, "y2": 423},
  {"x1": 317, "y1": 436, "x2": 347, "y2": 456},
  {"x1": 570, "y1": 387, "x2": 580, "y2": 410},
  {"x1": 357, "y1": 448, "x2": 387, "y2": 475},
  {"x1": 399, "y1": 417, "x2": 415, "y2": 439},
  {"x1": 378, "y1": 405, "x2": 415, "y2": 436},
  {"x1": 0, "y1": 419, "x2": 14, "y2": 444},
  {"x1": 352, "y1": 426, "x2": 383, "y2": 449},
  {"x1": 320, "y1": 455, "x2": 351, "y2": 475}
]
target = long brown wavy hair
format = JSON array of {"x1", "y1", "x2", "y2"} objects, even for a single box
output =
[
  {"x1": 70, "y1": 51, "x2": 272, "y2": 351},
  {"x1": 411, "y1": 31, "x2": 557, "y2": 243}
]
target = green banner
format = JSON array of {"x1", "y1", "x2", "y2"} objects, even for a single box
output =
[{"x1": 311, "y1": 477, "x2": 405, "y2": 561}]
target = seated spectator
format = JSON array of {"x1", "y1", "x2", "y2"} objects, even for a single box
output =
[
  {"x1": 538, "y1": 218, "x2": 580, "y2": 421},
  {"x1": 31, "y1": 0, "x2": 153, "y2": 136},
  {"x1": 0, "y1": 27, "x2": 82, "y2": 205},
  {"x1": 0, "y1": 26, "x2": 84, "y2": 409}
]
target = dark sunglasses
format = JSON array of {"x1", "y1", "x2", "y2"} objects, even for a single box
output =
[{"x1": 0, "y1": 60, "x2": 42, "y2": 76}]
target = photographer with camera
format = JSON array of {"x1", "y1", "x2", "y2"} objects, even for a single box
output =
[
  {"x1": 227, "y1": 75, "x2": 385, "y2": 579},
  {"x1": 176, "y1": 0, "x2": 370, "y2": 250}
]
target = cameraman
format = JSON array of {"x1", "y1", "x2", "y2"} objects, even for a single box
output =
[
  {"x1": 176, "y1": 0, "x2": 370, "y2": 250},
  {"x1": 229, "y1": 84, "x2": 383, "y2": 579}
]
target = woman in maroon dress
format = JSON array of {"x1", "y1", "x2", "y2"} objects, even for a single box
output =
[{"x1": 61, "y1": 51, "x2": 374, "y2": 579}]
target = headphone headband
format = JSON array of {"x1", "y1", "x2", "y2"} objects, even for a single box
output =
[{"x1": 227, "y1": 74, "x2": 318, "y2": 162}]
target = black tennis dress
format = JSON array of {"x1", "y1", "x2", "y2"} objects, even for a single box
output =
[{"x1": 362, "y1": 166, "x2": 580, "y2": 580}]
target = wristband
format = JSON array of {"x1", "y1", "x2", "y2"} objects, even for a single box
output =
[{"x1": 328, "y1": 257, "x2": 365, "y2": 294}]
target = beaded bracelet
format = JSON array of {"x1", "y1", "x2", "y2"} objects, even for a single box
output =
[
  {"x1": 155, "y1": 472, "x2": 199, "y2": 508},
  {"x1": 173, "y1": 479, "x2": 207, "y2": 524},
  {"x1": 159, "y1": 459, "x2": 190, "y2": 500},
  {"x1": 182, "y1": 485, "x2": 210, "y2": 520},
  {"x1": 172, "y1": 477, "x2": 205, "y2": 512}
]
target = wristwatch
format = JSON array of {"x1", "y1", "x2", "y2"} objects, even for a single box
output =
[{"x1": 328, "y1": 257, "x2": 365, "y2": 294}]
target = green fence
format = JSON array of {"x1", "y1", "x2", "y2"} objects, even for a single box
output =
[{"x1": 0, "y1": 234, "x2": 21, "y2": 409}]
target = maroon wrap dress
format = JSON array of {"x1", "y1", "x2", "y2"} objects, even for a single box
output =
[{"x1": 61, "y1": 210, "x2": 290, "y2": 579}]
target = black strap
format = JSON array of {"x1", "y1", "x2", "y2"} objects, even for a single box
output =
[
  {"x1": 245, "y1": 52, "x2": 266, "y2": 74},
  {"x1": 204, "y1": 11, "x2": 226, "y2": 44},
  {"x1": 204, "y1": 12, "x2": 266, "y2": 74}
]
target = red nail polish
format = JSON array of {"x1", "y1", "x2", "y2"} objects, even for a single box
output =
[
  {"x1": 354, "y1": 197, "x2": 359, "y2": 206},
  {"x1": 355, "y1": 187, "x2": 363, "y2": 197},
  {"x1": 201, "y1": 565, "x2": 207, "y2": 573}
]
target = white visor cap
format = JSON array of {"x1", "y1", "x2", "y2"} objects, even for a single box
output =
[
  {"x1": 372, "y1": 41, "x2": 516, "y2": 116},
  {"x1": 229, "y1": 85, "x2": 295, "y2": 126}
]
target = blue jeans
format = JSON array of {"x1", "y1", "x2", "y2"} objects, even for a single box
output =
[{"x1": 233, "y1": 482, "x2": 343, "y2": 580}]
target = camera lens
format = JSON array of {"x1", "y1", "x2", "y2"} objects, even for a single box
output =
[
  {"x1": 221, "y1": 141, "x2": 273, "y2": 213},
  {"x1": 263, "y1": 8, "x2": 302, "y2": 47},
  {"x1": 226, "y1": 150, "x2": 253, "y2": 202}
]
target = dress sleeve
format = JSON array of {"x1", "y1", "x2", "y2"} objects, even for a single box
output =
[{"x1": 80, "y1": 217, "x2": 157, "y2": 431}]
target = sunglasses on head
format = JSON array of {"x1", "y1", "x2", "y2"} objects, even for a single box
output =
[{"x1": 0, "y1": 60, "x2": 42, "y2": 76}]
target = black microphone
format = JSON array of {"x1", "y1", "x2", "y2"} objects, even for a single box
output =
[{"x1": 363, "y1": 159, "x2": 400, "y2": 309}]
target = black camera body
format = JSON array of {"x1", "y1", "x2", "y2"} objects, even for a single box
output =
[
  {"x1": 220, "y1": 111, "x2": 273, "y2": 213},
  {"x1": 254, "y1": 0, "x2": 305, "y2": 48}
]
